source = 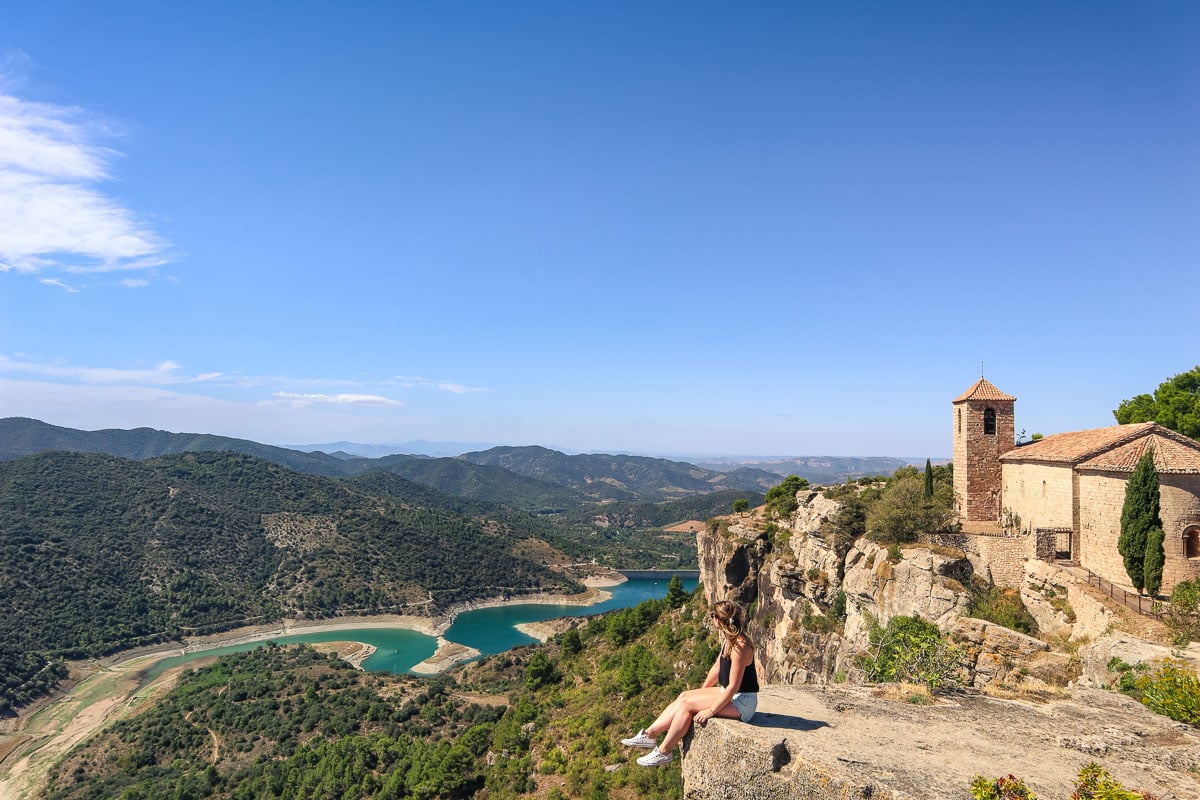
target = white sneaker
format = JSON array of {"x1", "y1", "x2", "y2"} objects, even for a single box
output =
[
  {"x1": 621, "y1": 729, "x2": 657, "y2": 748},
  {"x1": 636, "y1": 747, "x2": 674, "y2": 767}
]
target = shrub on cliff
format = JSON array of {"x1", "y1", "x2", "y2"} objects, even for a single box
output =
[
  {"x1": 765, "y1": 474, "x2": 809, "y2": 517},
  {"x1": 861, "y1": 615, "x2": 961, "y2": 691},
  {"x1": 1133, "y1": 659, "x2": 1200, "y2": 727},
  {"x1": 866, "y1": 472, "x2": 956, "y2": 544},
  {"x1": 971, "y1": 761, "x2": 1158, "y2": 799},
  {"x1": 1164, "y1": 579, "x2": 1200, "y2": 644},
  {"x1": 967, "y1": 586, "x2": 1038, "y2": 636}
]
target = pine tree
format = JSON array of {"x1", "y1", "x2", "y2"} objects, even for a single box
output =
[
  {"x1": 1144, "y1": 526, "x2": 1166, "y2": 597},
  {"x1": 923, "y1": 459, "x2": 934, "y2": 500},
  {"x1": 1118, "y1": 449, "x2": 1161, "y2": 594},
  {"x1": 665, "y1": 574, "x2": 687, "y2": 608}
]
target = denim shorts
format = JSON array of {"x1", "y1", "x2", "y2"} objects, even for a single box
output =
[{"x1": 730, "y1": 692, "x2": 757, "y2": 722}]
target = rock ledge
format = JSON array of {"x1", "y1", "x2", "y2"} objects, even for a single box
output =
[{"x1": 680, "y1": 685, "x2": 1200, "y2": 799}]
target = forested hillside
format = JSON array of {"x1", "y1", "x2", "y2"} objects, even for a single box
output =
[
  {"x1": 0, "y1": 417, "x2": 351, "y2": 476},
  {"x1": 345, "y1": 471, "x2": 718, "y2": 571},
  {"x1": 0, "y1": 450, "x2": 579, "y2": 710},
  {"x1": 559, "y1": 489, "x2": 764, "y2": 529},
  {"x1": 0, "y1": 418, "x2": 586, "y2": 512},
  {"x1": 694, "y1": 455, "x2": 914, "y2": 484},
  {"x1": 460, "y1": 445, "x2": 777, "y2": 500},
  {"x1": 43, "y1": 590, "x2": 709, "y2": 800}
]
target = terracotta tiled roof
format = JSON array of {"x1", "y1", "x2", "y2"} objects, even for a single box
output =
[
  {"x1": 953, "y1": 378, "x2": 1016, "y2": 403},
  {"x1": 1078, "y1": 431, "x2": 1200, "y2": 474},
  {"x1": 1000, "y1": 421, "x2": 1162, "y2": 465}
]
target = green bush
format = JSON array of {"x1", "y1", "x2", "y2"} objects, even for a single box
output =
[
  {"x1": 967, "y1": 586, "x2": 1038, "y2": 636},
  {"x1": 559, "y1": 628, "x2": 583, "y2": 657},
  {"x1": 1164, "y1": 579, "x2": 1200, "y2": 645},
  {"x1": 861, "y1": 615, "x2": 961, "y2": 691},
  {"x1": 971, "y1": 762, "x2": 1154, "y2": 800},
  {"x1": 970, "y1": 774, "x2": 1037, "y2": 799},
  {"x1": 1072, "y1": 762, "x2": 1150, "y2": 799},
  {"x1": 525, "y1": 652, "x2": 560, "y2": 690},
  {"x1": 1133, "y1": 659, "x2": 1200, "y2": 726},
  {"x1": 765, "y1": 475, "x2": 809, "y2": 518},
  {"x1": 865, "y1": 472, "x2": 956, "y2": 544}
]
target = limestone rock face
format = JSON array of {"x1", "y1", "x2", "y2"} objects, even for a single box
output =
[
  {"x1": 1075, "y1": 631, "x2": 1200, "y2": 689},
  {"x1": 840, "y1": 540, "x2": 973, "y2": 655},
  {"x1": 788, "y1": 490, "x2": 843, "y2": 537},
  {"x1": 680, "y1": 685, "x2": 1200, "y2": 800},
  {"x1": 1021, "y1": 560, "x2": 1115, "y2": 641},
  {"x1": 948, "y1": 617, "x2": 1049, "y2": 688},
  {"x1": 701, "y1": 494, "x2": 984, "y2": 685}
]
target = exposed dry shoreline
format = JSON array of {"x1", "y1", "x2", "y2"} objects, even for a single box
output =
[{"x1": 112, "y1": 573, "x2": 625, "y2": 668}]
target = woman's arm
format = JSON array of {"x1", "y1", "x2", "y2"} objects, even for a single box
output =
[{"x1": 695, "y1": 641, "x2": 750, "y2": 724}]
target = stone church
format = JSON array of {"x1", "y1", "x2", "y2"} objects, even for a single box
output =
[{"x1": 953, "y1": 377, "x2": 1200, "y2": 594}]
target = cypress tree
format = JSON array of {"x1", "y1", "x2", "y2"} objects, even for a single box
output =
[
  {"x1": 1144, "y1": 526, "x2": 1166, "y2": 597},
  {"x1": 923, "y1": 459, "x2": 934, "y2": 500},
  {"x1": 1118, "y1": 449, "x2": 1161, "y2": 594}
]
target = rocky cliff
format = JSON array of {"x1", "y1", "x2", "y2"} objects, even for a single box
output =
[{"x1": 687, "y1": 490, "x2": 1200, "y2": 798}]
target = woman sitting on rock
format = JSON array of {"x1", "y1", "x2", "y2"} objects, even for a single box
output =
[{"x1": 621, "y1": 599, "x2": 759, "y2": 766}]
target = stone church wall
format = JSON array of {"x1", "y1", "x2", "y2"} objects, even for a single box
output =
[
  {"x1": 1160, "y1": 474, "x2": 1200, "y2": 590},
  {"x1": 1078, "y1": 470, "x2": 1200, "y2": 593},
  {"x1": 1001, "y1": 461, "x2": 1074, "y2": 533},
  {"x1": 1077, "y1": 471, "x2": 1135, "y2": 588}
]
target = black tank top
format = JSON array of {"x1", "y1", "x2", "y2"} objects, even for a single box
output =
[{"x1": 718, "y1": 647, "x2": 759, "y2": 693}]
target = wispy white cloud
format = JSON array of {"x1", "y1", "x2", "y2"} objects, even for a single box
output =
[
  {"x1": 39, "y1": 277, "x2": 79, "y2": 292},
  {"x1": 390, "y1": 375, "x2": 490, "y2": 394},
  {"x1": 0, "y1": 354, "x2": 199, "y2": 384},
  {"x1": 0, "y1": 354, "x2": 470, "y2": 415},
  {"x1": 265, "y1": 392, "x2": 403, "y2": 409},
  {"x1": 120, "y1": 278, "x2": 150, "y2": 288},
  {"x1": 0, "y1": 89, "x2": 169, "y2": 277}
]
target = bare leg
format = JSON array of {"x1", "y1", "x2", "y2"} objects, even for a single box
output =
[
  {"x1": 652, "y1": 687, "x2": 740, "y2": 754},
  {"x1": 644, "y1": 695, "x2": 684, "y2": 737}
]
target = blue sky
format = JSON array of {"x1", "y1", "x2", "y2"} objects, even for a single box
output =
[{"x1": 0, "y1": 2, "x2": 1197, "y2": 458}]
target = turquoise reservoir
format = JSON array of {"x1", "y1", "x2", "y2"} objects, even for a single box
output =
[{"x1": 144, "y1": 578, "x2": 696, "y2": 679}]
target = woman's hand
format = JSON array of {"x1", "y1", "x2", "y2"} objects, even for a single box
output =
[{"x1": 695, "y1": 708, "x2": 715, "y2": 726}]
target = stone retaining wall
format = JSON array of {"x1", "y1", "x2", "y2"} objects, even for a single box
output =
[{"x1": 917, "y1": 531, "x2": 1035, "y2": 588}]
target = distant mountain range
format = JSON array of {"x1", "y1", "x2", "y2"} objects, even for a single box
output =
[
  {"x1": 0, "y1": 418, "x2": 775, "y2": 508},
  {"x1": 286, "y1": 439, "x2": 499, "y2": 458},
  {"x1": 693, "y1": 456, "x2": 923, "y2": 484},
  {"x1": 460, "y1": 445, "x2": 781, "y2": 500}
]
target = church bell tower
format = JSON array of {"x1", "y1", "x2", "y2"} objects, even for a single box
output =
[{"x1": 952, "y1": 378, "x2": 1016, "y2": 521}]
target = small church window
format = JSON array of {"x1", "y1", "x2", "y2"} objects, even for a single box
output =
[
  {"x1": 1185, "y1": 526, "x2": 1200, "y2": 560},
  {"x1": 984, "y1": 408, "x2": 996, "y2": 435},
  {"x1": 957, "y1": 409, "x2": 961, "y2": 433}
]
